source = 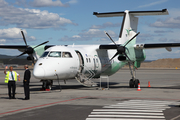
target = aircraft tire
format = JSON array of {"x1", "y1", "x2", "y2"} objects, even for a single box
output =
[
  {"x1": 129, "y1": 79, "x2": 134, "y2": 88},
  {"x1": 42, "y1": 80, "x2": 53, "y2": 90},
  {"x1": 134, "y1": 79, "x2": 140, "y2": 88}
]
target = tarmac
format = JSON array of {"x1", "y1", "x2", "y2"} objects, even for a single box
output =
[{"x1": 0, "y1": 68, "x2": 180, "y2": 120}]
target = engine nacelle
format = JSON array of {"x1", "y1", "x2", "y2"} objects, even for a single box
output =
[
  {"x1": 118, "y1": 56, "x2": 126, "y2": 61},
  {"x1": 25, "y1": 47, "x2": 34, "y2": 54},
  {"x1": 27, "y1": 56, "x2": 32, "y2": 60}
]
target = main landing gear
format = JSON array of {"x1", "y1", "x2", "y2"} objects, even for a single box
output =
[
  {"x1": 128, "y1": 62, "x2": 140, "y2": 88},
  {"x1": 41, "y1": 80, "x2": 53, "y2": 90}
]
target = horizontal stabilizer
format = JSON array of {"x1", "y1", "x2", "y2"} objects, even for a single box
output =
[{"x1": 93, "y1": 9, "x2": 168, "y2": 17}]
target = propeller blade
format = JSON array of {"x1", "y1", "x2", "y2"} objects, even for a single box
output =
[
  {"x1": 124, "y1": 32, "x2": 140, "y2": 47},
  {"x1": 9, "y1": 52, "x2": 26, "y2": 61},
  {"x1": 29, "y1": 54, "x2": 35, "y2": 65},
  {"x1": 21, "y1": 30, "x2": 28, "y2": 47},
  {"x1": 33, "y1": 41, "x2": 49, "y2": 49},
  {"x1": 109, "y1": 52, "x2": 119, "y2": 62},
  {"x1": 104, "y1": 31, "x2": 118, "y2": 47},
  {"x1": 124, "y1": 53, "x2": 131, "y2": 62}
]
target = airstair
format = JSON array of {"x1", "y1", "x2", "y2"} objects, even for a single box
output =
[{"x1": 75, "y1": 65, "x2": 97, "y2": 87}]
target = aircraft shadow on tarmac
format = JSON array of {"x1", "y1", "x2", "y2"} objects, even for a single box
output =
[
  {"x1": 26, "y1": 82, "x2": 120, "y2": 91},
  {"x1": 1, "y1": 82, "x2": 180, "y2": 92}
]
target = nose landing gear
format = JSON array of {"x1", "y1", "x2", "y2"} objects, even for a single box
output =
[{"x1": 41, "y1": 80, "x2": 53, "y2": 90}]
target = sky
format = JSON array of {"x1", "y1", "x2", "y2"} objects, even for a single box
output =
[{"x1": 0, "y1": 0, "x2": 180, "y2": 60}]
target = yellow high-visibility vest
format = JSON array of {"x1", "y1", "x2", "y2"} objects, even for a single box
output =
[{"x1": 5, "y1": 71, "x2": 17, "y2": 83}]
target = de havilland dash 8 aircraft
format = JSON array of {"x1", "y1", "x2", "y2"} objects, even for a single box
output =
[{"x1": 1, "y1": 9, "x2": 180, "y2": 90}]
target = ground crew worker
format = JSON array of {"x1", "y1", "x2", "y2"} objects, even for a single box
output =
[
  {"x1": 23, "y1": 65, "x2": 31, "y2": 100},
  {"x1": 4, "y1": 66, "x2": 20, "y2": 99}
]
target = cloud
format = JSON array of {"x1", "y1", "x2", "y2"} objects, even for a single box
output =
[
  {"x1": 31, "y1": 0, "x2": 69, "y2": 7},
  {"x1": 154, "y1": 30, "x2": 173, "y2": 33},
  {"x1": 169, "y1": 38, "x2": 180, "y2": 42},
  {"x1": 68, "y1": 0, "x2": 78, "y2": 4},
  {"x1": 0, "y1": 0, "x2": 77, "y2": 29},
  {"x1": 90, "y1": 22, "x2": 121, "y2": 29},
  {"x1": 137, "y1": 33, "x2": 154, "y2": 43},
  {"x1": 14, "y1": 0, "x2": 77, "y2": 7},
  {"x1": 59, "y1": 29, "x2": 117, "y2": 42},
  {"x1": 0, "y1": 28, "x2": 36, "y2": 43},
  {"x1": 159, "y1": 38, "x2": 168, "y2": 42},
  {"x1": 150, "y1": 17, "x2": 180, "y2": 29},
  {"x1": 145, "y1": 48, "x2": 180, "y2": 60},
  {"x1": 138, "y1": 0, "x2": 168, "y2": 8}
]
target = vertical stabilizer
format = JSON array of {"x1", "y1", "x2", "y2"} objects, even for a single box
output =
[{"x1": 118, "y1": 10, "x2": 138, "y2": 44}]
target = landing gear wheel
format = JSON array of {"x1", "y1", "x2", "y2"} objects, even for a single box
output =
[
  {"x1": 42, "y1": 81, "x2": 46, "y2": 90},
  {"x1": 129, "y1": 79, "x2": 134, "y2": 88},
  {"x1": 42, "y1": 80, "x2": 53, "y2": 90},
  {"x1": 134, "y1": 79, "x2": 140, "y2": 88},
  {"x1": 48, "y1": 80, "x2": 53, "y2": 90}
]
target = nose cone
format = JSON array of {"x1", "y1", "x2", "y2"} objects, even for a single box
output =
[{"x1": 33, "y1": 67, "x2": 45, "y2": 79}]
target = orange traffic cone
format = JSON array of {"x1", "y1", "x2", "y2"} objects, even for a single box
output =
[
  {"x1": 148, "y1": 81, "x2": 151, "y2": 87},
  {"x1": 137, "y1": 83, "x2": 141, "y2": 91}
]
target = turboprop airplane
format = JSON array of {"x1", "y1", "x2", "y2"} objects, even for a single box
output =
[{"x1": 1, "y1": 9, "x2": 180, "y2": 90}]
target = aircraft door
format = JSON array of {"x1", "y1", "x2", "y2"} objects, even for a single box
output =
[
  {"x1": 93, "y1": 55, "x2": 99, "y2": 71},
  {"x1": 75, "y1": 51, "x2": 84, "y2": 73},
  {"x1": 93, "y1": 58, "x2": 96, "y2": 70}
]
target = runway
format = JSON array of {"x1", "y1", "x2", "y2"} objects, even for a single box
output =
[{"x1": 0, "y1": 68, "x2": 180, "y2": 120}]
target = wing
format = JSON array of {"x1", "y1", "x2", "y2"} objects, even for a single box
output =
[
  {"x1": 134, "y1": 43, "x2": 180, "y2": 50},
  {"x1": 0, "y1": 45, "x2": 54, "y2": 51},
  {"x1": 99, "y1": 44, "x2": 121, "y2": 49},
  {"x1": 99, "y1": 43, "x2": 180, "y2": 51},
  {"x1": 0, "y1": 45, "x2": 27, "y2": 52}
]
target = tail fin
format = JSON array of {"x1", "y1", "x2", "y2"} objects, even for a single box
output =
[
  {"x1": 118, "y1": 10, "x2": 138, "y2": 44},
  {"x1": 93, "y1": 9, "x2": 168, "y2": 44}
]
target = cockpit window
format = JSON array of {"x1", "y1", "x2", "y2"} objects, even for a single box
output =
[
  {"x1": 41, "y1": 51, "x2": 49, "y2": 58},
  {"x1": 48, "y1": 52, "x2": 61, "y2": 57},
  {"x1": 62, "y1": 52, "x2": 72, "y2": 58}
]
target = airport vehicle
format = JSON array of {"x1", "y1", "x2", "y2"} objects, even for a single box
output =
[{"x1": 1, "y1": 9, "x2": 180, "y2": 89}]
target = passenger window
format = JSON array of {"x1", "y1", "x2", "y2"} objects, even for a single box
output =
[
  {"x1": 41, "y1": 51, "x2": 49, "y2": 58},
  {"x1": 49, "y1": 52, "x2": 61, "y2": 57},
  {"x1": 89, "y1": 58, "x2": 91, "y2": 62},
  {"x1": 62, "y1": 52, "x2": 72, "y2": 58},
  {"x1": 86, "y1": 58, "x2": 88, "y2": 63}
]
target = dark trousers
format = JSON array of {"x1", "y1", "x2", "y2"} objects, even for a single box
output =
[
  {"x1": 24, "y1": 82, "x2": 30, "y2": 99},
  {"x1": 8, "y1": 81, "x2": 16, "y2": 98}
]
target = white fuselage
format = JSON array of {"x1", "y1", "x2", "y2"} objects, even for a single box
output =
[{"x1": 33, "y1": 45, "x2": 126, "y2": 80}]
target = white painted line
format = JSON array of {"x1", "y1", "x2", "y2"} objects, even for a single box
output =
[
  {"x1": 129, "y1": 100, "x2": 171, "y2": 102},
  {"x1": 91, "y1": 112, "x2": 164, "y2": 115},
  {"x1": 103, "y1": 106, "x2": 169, "y2": 110},
  {"x1": 127, "y1": 100, "x2": 172, "y2": 104},
  {"x1": 107, "y1": 105, "x2": 169, "y2": 109},
  {"x1": 117, "y1": 103, "x2": 169, "y2": 106},
  {"x1": 93, "y1": 109, "x2": 162, "y2": 112},
  {"x1": 121, "y1": 102, "x2": 171, "y2": 105},
  {"x1": 118, "y1": 101, "x2": 168, "y2": 104},
  {"x1": 86, "y1": 118, "x2": 166, "y2": 120},
  {"x1": 88, "y1": 114, "x2": 165, "y2": 118},
  {"x1": 110, "y1": 104, "x2": 167, "y2": 107}
]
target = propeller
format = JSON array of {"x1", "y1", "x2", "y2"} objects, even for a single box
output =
[
  {"x1": 105, "y1": 31, "x2": 140, "y2": 63},
  {"x1": 10, "y1": 30, "x2": 49, "y2": 64}
]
